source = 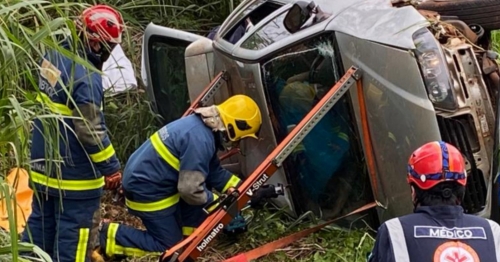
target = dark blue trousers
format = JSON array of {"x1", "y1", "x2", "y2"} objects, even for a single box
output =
[
  {"x1": 99, "y1": 200, "x2": 206, "y2": 257},
  {"x1": 21, "y1": 194, "x2": 100, "y2": 262}
]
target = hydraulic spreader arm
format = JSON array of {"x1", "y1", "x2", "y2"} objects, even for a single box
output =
[
  {"x1": 162, "y1": 66, "x2": 360, "y2": 262},
  {"x1": 183, "y1": 71, "x2": 228, "y2": 117}
]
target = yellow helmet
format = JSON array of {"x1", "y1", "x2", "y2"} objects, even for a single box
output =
[{"x1": 215, "y1": 95, "x2": 262, "y2": 142}]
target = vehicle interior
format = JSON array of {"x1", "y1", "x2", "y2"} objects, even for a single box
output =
[{"x1": 256, "y1": 31, "x2": 376, "y2": 225}]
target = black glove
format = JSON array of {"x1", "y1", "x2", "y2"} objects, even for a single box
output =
[
  {"x1": 249, "y1": 184, "x2": 284, "y2": 208},
  {"x1": 112, "y1": 185, "x2": 125, "y2": 205}
]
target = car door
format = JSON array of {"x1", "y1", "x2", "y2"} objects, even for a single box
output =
[
  {"x1": 141, "y1": 22, "x2": 244, "y2": 177},
  {"x1": 141, "y1": 23, "x2": 214, "y2": 125},
  {"x1": 335, "y1": 31, "x2": 443, "y2": 223}
]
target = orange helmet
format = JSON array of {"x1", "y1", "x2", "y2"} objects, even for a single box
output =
[
  {"x1": 76, "y1": 5, "x2": 124, "y2": 44},
  {"x1": 407, "y1": 141, "x2": 467, "y2": 190}
]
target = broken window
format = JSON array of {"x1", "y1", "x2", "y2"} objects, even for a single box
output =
[
  {"x1": 241, "y1": 12, "x2": 290, "y2": 50},
  {"x1": 222, "y1": 0, "x2": 282, "y2": 44},
  {"x1": 261, "y1": 33, "x2": 375, "y2": 222}
]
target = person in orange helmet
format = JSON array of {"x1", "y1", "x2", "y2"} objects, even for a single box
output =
[
  {"x1": 22, "y1": 5, "x2": 124, "y2": 262},
  {"x1": 368, "y1": 141, "x2": 500, "y2": 262}
]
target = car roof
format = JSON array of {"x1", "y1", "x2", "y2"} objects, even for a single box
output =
[
  {"x1": 216, "y1": 0, "x2": 429, "y2": 60},
  {"x1": 263, "y1": 0, "x2": 430, "y2": 49},
  {"x1": 271, "y1": 0, "x2": 375, "y2": 15}
]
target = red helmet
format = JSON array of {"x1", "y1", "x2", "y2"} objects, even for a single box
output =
[
  {"x1": 407, "y1": 141, "x2": 467, "y2": 190},
  {"x1": 76, "y1": 5, "x2": 124, "y2": 44}
]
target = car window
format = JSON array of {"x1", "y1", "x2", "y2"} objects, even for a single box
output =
[
  {"x1": 261, "y1": 33, "x2": 375, "y2": 221},
  {"x1": 148, "y1": 36, "x2": 191, "y2": 124},
  {"x1": 222, "y1": 1, "x2": 282, "y2": 44},
  {"x1": 241, "y1": 12, "x2": 290, "y2": 50}
]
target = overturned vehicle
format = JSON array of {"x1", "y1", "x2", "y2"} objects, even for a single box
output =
[{"x1": 140, "y1": 0, "x2": 500, "y2": 229}]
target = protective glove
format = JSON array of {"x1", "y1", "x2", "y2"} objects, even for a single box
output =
[
  {"x1": 112, "y1": 185, "x2": 125, "y2": 205},
  {"x1": 249, "y1": 184, "x2": 284, "y2": 208},
  {"x1": 104, "y1": 171, "x2": 122, "y2": 190}
]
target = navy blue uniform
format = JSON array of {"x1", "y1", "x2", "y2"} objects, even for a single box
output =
[
  {"x1": 368, "y1": 205, "x2": 500, "y2": 261},
  {"x1": 99, "y1": 114, "x2": 241, "y2": 257},
  {"x1": 22, "y1": 41, "x2": 120, "y2": 262}
]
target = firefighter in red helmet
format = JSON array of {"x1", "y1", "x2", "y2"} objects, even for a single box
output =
[
  {"x1": 22, "y1": 5, "x2": 124, "y2": 262},
  {"x1": 368, "y1": 141, "x2": 500, "y2": 262}
]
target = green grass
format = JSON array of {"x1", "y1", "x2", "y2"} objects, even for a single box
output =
[
  {"x1": 103, "y1": 91, "x2": 160, "y2": 165},
  {"x1": 199, "y1": 206, "x2": 376, "y2": 262},
  {"x1": 101, "y1": 193, "x2": 376, "y2": 262}
]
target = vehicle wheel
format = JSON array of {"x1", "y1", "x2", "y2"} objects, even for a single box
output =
[{"x1": 416, "y1": 0, "x2": 500, "y2": 31}]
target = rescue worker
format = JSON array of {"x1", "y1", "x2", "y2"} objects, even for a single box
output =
[
  {"x1": 23, "y1": 5, "x2": 124, "y2": 262},
  {"x1": 368, "y1": 141, "x2": 500, "y2": 261},
  {"x1": 95, "y1": 94, "x2": 262, "y2": 258}
]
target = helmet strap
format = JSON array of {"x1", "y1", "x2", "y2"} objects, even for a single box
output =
[{"x1": 94, "y1": 41, "x2": 116, "y2": 69}]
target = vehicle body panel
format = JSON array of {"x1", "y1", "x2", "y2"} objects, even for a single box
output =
[{"x1": 336, "y1": 32, "x2": 442, "y2": 222}]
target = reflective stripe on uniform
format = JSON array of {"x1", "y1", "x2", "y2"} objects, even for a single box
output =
[
  {"x1": 76, "y1": 228, "x2": 90, "y2": 262},
  {"x1": 106, "y1": 223, "x2": 161, "y2": 257},
  {"x1": 150, "y1": 132, "x2": 180, "y2": 170},
  {"x1": 36, "y1": 93, "x2": 116, "y2": 164},
  {"x1": 182, "y1": 226, "x2": 196, "y2": 236},
  {"x1": 206, "y1": 194, "x2": 220, "y2": 213},
  {"x1": 31, "y1": 171, "x2": 105, "y2": 191},
  {"x1": 106, "y1": 223, "x2": 119, "y2": 256},
  {"x1": 385, "y1": 218, "x2": 410, "y2": 261},
  {"x1": 221, "y1": 175, "x2": 241, "y2": 193},
  {"x1": 125, "y1": 193, "x2": 180, "y2": 212},
  {"x1": 90, "y1": 144, "x2": 116, "y2": 163},
  {"x1": 36, "y1": 93, "x2": 73, "y2": 116},
  {"x1": 487, "y1": 220, "x2": 500, "y2": 261}
]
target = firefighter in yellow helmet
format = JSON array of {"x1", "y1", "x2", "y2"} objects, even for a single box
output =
[{"x1": 95, "y1": 95, "x2": 262, "y2": 258}]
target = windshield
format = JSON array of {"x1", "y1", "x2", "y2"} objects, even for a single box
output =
[{"x1": 261, "y1": 33, "x2": 375, "y2": 221}]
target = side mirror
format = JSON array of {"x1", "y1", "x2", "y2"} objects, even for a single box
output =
[{"x1": 284, "y1": 1, "x2": 316, "y2": 34}]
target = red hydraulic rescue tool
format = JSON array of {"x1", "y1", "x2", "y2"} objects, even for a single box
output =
[{"x1": 161, "y1": 66, "x2": 380, "y2": 262}]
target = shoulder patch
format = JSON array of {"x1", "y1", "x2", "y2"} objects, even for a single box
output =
[
  {"x1": 433, "y1": 241, "x2": 479, "y2": 262},
  {"x1": 159, "y1": 125, "x2": 169, "y2": 141},
  {"x1": 414, "y1": 226, "x2": 486, "y2": 240},
  {"x1": 40, "y1": 59, "x2": 61, "y2": 87}
]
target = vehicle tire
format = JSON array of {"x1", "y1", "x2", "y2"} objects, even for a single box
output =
[{"x1": 416, "y1": 0, "x2": 500, "y2": 31}]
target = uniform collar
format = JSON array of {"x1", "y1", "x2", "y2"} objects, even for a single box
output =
[
  {"x1": 414, "y1": 205, "x2": 465, "y2": 219},
  {"x1": 61, "y1": 38, "x2": 101, "y2": 69}
]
